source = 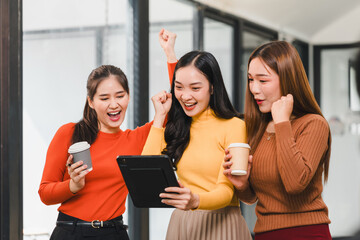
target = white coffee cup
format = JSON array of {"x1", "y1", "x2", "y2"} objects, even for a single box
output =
[{"x1": 68, "y1": 141, "x2": 92, "y2": 172}]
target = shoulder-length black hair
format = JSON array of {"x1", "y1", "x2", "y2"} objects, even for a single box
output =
[
  {"x1": 72, "y1": 65, "x2": 129, "y2": 145},
  {"x1": 162, "y1": 51, "x2": 241, "y2": 166}
]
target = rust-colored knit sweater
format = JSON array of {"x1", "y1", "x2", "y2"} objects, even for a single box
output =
[{"x1": 239, "y1": 114, "x2": 331, "y2": 233}]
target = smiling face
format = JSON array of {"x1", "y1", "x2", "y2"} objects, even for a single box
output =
[
  {"x1": 248, "y1": 57, "x2": 282, "y2": 113},
  {"x1": 174, "y1": 65, "x2": 212, "y2": 117},
  {"x1": 88, "y1": 75, "x2": 129, "y2": 133}
]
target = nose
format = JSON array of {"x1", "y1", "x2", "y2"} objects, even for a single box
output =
[
  {"x1": 109, "y1": 98, "x2": 119, "y2": 109},
  {"x1": 180, "y1": 91, "x2": 192, "y2": 101},
  {"x1": 249, "y1": 80, "x2": 260, "y2": 95}
]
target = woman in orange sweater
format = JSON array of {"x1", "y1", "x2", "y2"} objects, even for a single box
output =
[
  {"x1": 223, "y1": 41, "x2": 332, "y2": 239},
  {"x1": 38, "y1": 65, "x2": 162, "y2": 240}
]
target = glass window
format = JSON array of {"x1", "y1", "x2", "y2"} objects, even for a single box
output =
[
  {"x1": 320, "y1": 47, "x2": 360, "y2": 237},
  {"x1": 204, "y1": 18, "x2": 234, "y2": 101},
  {"x1": 149, "y1": 0, "x2": 193, "y2": 239},
  {"x1": 23, "y1": 0, "x2": 131, "y2": 238}
]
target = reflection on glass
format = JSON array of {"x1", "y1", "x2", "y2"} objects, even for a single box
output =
[
  {"x1": 204, "y1": 18, "x2": 234, "y2": 101},
  {"x1": 149, "y1": 0, "x2": 193, "y2": 239},
  {"x1": 320, "y1": 47, "x2": 360, "y2": 237},
  {"x1": 23, "y1": 0, "x2": 130, "y2": 238}
]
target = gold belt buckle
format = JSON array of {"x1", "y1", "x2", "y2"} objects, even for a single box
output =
[{"x1": 91, "y1": 220, "x2": 103, "y2": 228}]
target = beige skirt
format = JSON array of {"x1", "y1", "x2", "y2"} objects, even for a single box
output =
[{"x1": 165, "y1": 206, "x2": 252, "y2": 240}]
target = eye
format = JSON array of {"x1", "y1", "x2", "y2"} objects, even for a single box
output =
[
  {"x1": 117, "y1": 95, "x2": 125, "y2": 99},
  {"x1": 259, "y1": 80, "x2": 268, "y2": 83},
  {"x1": 192, "y1": 87, "x2": 200, "y2": 91},
  {"x1": 100, "y1": 98, "x2": 109, "y2": 101},
  {"x1": 175, "y1": 85, "x2": 182, "y2": 90}
]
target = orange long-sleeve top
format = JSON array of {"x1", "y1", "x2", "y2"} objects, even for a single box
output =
[
  {"x1": 38, "y1": 122, "x2": 152, "y2": 221},
  {"x1": 239, "y1": 114, "x2": 331, "y2": 233}
]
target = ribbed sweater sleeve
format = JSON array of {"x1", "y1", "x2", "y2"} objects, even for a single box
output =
[
  {"x1": 275, "y1": 116, "x2": 329, "y2": 194},
  {"x1": 38, "y1": 123, "x2": 76, "y2": 205}
]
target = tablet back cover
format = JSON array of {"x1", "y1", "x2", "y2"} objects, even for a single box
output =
[{"x1": 117, "y1": 155, "x2": 178, "y2": 208}]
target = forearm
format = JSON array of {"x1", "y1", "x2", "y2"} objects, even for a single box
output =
[
  {"x1": 275, "y1": 118, "x2": 329, "y2": 194},
  {"x1": 236, "y1": 184, "x2": 257, "y2": 204},
  {"x1": 197, "y1": 184, "x2": 234, "y2": 210},
  {"x1": 153, "y1": 113, "x2": 167, "y2": 129},
  {"x1": 141, "y1": 126, "x2": 166, "y2": 155},
  {"x1": 38, "y1": 179, "x2": 75, "y2": 205}
]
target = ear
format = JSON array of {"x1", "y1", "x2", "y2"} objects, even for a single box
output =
[
  {"x1": 87, "y1": 96, "x2": 94, "y2": 109},
  {"x1": 210, "y1": 85, "x2": 214, "y2": 95}
]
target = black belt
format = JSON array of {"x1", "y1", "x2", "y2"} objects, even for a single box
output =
[{"x1": 56, "y1": 219, "x2": 127, "y2": 229}]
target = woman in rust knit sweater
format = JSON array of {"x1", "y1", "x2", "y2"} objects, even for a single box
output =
[
  {"x1": 38, "y1": 65, "x2": 161, "y2": 240},
  {"x1": 223, "y1": 41, "x2": 332, "y2": 239}
]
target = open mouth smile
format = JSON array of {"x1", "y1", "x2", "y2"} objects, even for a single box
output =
[
  {"x1": 183, "y1": 102, "x2": 197, "y2": 111},
  {"x1": 107, "y1": 111, "x2": 121, "y2": 121}
]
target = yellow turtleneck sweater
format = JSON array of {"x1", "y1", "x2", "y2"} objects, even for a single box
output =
[{"x1": 142, "y1": 109, "x2": 247, "y2": 210}]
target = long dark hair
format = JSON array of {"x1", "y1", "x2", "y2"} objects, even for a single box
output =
[
  {"x1": 72, "y1": 65, "x2": 129, "y2": 144},
  {"x1": 244, "y1": 41, "x2": 331, "y2": 182},
  {"x1": 162, "y1": 51, "x2": 241, "y2": 166}
]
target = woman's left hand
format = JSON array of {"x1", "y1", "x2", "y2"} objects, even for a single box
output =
[
  {"x1": 160, "y1": 181, "x2": 199, "y2": 210},
  {"x1": 271, "y1": 94, "x2": 293, "y2": 124}
]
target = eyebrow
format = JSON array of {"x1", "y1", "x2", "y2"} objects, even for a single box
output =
[
  {"x1": 248, "y1": 73, "x2": 271, "y2": 77},
  {"x1": 175, "y1": 80, "x2": 203, "y2": 85},
  {"x1": 98, "y1": 90, "x2": 125, "y2": 97}
]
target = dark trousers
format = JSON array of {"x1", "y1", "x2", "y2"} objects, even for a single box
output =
[{"x1": 50, "y1": 212, "x2": 130, "y2": 240}]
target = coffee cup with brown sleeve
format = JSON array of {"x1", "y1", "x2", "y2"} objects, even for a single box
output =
[{"x1": 228, "y1": 143, "x2": 251, "y2": 176}]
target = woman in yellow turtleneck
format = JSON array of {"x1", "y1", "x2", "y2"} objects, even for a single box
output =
[{"x1": 142, "y1": 43, "x2": 252, "y2": 239}]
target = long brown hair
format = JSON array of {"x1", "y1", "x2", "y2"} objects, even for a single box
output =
[
  {"x1": 72, "y1": 65, "x2": 129, "y2": 145},
  {"x1": 244, "y1": 41, "x2": 331, "y2": 182}
]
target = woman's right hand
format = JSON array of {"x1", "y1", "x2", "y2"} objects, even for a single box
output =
[
  {"x1": 159, "y1": 28, "x2": 177, "y2": 63},
  {"x1": 223, "y1": 149, "x2": 253, "y2": 191},
  {"x1": 66, "y1": 155, "x2": 90, "y2": 194},
  {"x1": 152, "y1": 90, "x2": 172, "y2": 128}
]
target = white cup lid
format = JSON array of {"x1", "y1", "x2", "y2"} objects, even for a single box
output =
[
  {"x1": 68, "y1": 141, "x2": 90, "y2": 153},
  {"x1": 228, "y1": 143, "x2": 250, "y2": 149}
]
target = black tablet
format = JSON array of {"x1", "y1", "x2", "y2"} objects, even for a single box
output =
[{"x1": 116, "y1": 155, "x2": 179, "y2": 208}]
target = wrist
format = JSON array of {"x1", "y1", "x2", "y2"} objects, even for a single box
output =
[
  {"x1": 191, "y1": 193, "x2": 200, "y2": 210},
  {"x1": 69, "y1": 179, "x2": 80, "y2": 194},
  {"x1": 153, "y1": 114, "x2": 166, "y2": 128},
  {"x1": 166, "y1": 51, "x2": 177, "y2": 63},
  {"x1": 235, "y1": 180, "x2": 250, "y2": 192},
  {"x1": 273, "y1": 118, "x2": 290, "y2": 124}
]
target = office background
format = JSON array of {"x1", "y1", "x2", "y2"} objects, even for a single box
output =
[{"x1": 1, "y1": 0, "x2": 360, "y2": 239}]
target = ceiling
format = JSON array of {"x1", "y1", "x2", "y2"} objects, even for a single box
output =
[{"x1": 195, "y1": 0, "x2": 360, "y2": 43}]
